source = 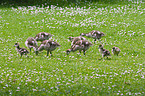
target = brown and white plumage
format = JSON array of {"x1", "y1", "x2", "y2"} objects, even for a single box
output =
[
  {"x1": 80, "y1": 30, "x2": 105, "y2": 44},
  {"x1": 35, "y1": 32, "x2": 52, "y2": 42},
  {"x1": 98, "y1": 44, "x2": 111, "y2": 59},
  {"x1": 68, "y1": 36, "x2": 86, "y2": 42},
  {"x1": 25, "y1": 37, "x2": 38, "y2": 55},
  {"x1": 14, "y1": 43, "x2": 29, "y2": 57},
  {"x1": 38, "y1": 40, "x2": 61, "y2": 56},
  {"x1": 66, "y1": 40, "x2": 93, "y2": 55},
  {"x1": 68, "y1": 36, "x2": 87, "y2": 46},
  {"x1": 112, "y1": 47, "x2": 120, "y2": 56}
]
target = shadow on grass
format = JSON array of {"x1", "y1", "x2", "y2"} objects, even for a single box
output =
[{"x1": 0, "y1": 0, "x2": 132, "y2": 8}]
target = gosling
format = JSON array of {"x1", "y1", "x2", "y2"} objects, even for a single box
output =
[
  {"x1": 38, "y1": 40, "x2": 60, "y2": 56},
  {"x1": 35, "y1": 32, "x2": 52, "y2": 42},
  {"x1": 25, "y1": 37, "x2": 38, "y2": 55},
  {"x1": 68, "y1": 36, "x2": 87, "y2": 46},
  {"x1": 66, "y1": 40, "x2": 93, "y2": 55},
  {"x1": 80, "y1": 30, "x2": 105, "y2": 44},
  {"x1": 112, "y1": 47, "x2": 120, "y2": 56},
  {"x1": 14, "y1": 43, "x2": 29, "y2": 57},
  {"x1": 98, "y1": 44, "x2": 111, "y2": 59}
]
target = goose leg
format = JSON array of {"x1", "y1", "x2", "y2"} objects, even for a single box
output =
[
  {"x1": 94, "y1": 39, "x2": 96, "y2": 44},
  {"x1": 35, "y1": 51, "x2": 38, "y2": 55},
  {"x1": 47, "y1": 51, "x2": 49, "y2": 56},
  {"x1": 50, "y1": 51, "x2": 53, "y2": 56},
  {"x1": 79, "y1": 50, "x2": 81, "y2": 54},
  {"x1": 83, "y1": 50, "x2": 86, "y2": 55},
  {"x1": 20, "y1": 53, "x2": 23, "y2": 57},
  {"x1": 29, "y1": 48, "x2": 31, "y2": 54}
]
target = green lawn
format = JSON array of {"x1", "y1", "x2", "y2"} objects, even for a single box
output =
[{"x1": 0, "y1": 0, "x2": 145, "y2": 95}]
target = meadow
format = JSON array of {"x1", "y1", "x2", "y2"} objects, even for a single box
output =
[{"x1": 0, "y1": 0, "x2": 145, "y2": 95}]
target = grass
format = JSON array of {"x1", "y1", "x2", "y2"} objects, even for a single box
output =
[{"x1": 0, "y1": 0, "x2": 145, "y2": 95}]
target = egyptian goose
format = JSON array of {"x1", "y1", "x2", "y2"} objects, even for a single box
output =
[
  {"x1": 38, "y1": 40, "x2": 60, "y2": 56},
  {"x1": 66, "y1": 40, "x2": 93, "y2": 55},
  {"x1": 35, "y1": 32, "x2": 52, "y2": 42},
  {"x1": 80, "y1": 30, "x2": 105, "y2": 44},
  {"x1": 112, "y1": 47, "x2": 121, "y2": 56},
  {"x1": 98, "y1": 44, "x2": 111, "y2": 59},
  {"x1": 25, "y1": 37, "x2": 38, "y2": 55},
  {"x1": 14, "y1": 43, "x2": 29, "y2": 57}
]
